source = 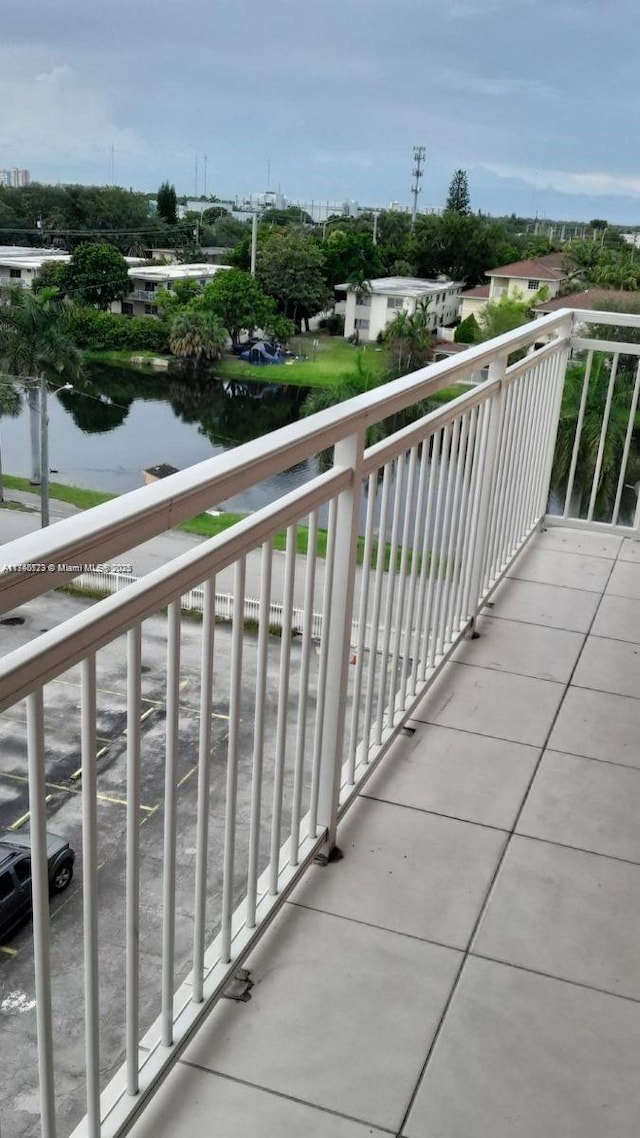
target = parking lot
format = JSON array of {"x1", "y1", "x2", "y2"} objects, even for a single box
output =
[{"x1": 0, "y1": 589, "x2": 329, "y2": 1138}]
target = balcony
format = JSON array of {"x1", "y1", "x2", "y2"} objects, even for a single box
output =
[
  {"x1": 1, "y1": 308, "x2": 640, "y2": 1138},
  {"x1": 128, "y1": 289, "x2": 157, "y2": 303}
]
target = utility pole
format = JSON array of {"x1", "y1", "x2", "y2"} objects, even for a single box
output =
[
  {"x1": 203, "y1": 153, "x2": 208, "y2": 197},
  {"x1": 250, "y1": 212, "x2": 258, "y2": 276},
  {"x1": 411, "y1": 146, "x2": 426, "y2": 230},
  {"x1": 194, "y1": 155, "x2": 198, "y2": 198}
]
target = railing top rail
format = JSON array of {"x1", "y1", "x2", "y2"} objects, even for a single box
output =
[
  {"x1": 0, "y1": 467, "x2": 349, "y2": 710},
  {"x1": 572, "y1": 337, "x2": 640, "y2": 357},
  {"x1": 0, "y1": 310, "x2": 571, "y2": 612},
  {"x1": 569, "y1": 309, "x2": 640, "y2": 330}
]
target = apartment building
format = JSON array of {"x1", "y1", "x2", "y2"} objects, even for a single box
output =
[
  {"x1": 460, "y1": 252, "x2": 570, "y2": 322},
  {"x1": 336, "y1": 276, "x2": 462, "y2": 343}
]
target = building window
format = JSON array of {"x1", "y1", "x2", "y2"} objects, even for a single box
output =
[
  {"x1": 387, "y1": 297, "x2": 403, "y2": 309},
  {"x1": 9, "y1": 268, "x2": 21, "y2": 278},
  {"x1": 354, "y1": 318, "x2": 370, "y2": 331},
  {"x1": 527, "y1": 279, "x2": 540, "y2": 290},
  {"x1": 144, "y1": 304, "x2": 154, "y2": 315},
  {"x1": 121, "y1": 302, "x2": 134, "y2": 315}
]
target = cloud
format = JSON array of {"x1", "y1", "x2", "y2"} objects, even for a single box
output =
[
  {"x1": 437, "y1": 71, "x2": 559, "y2": 100},
  {"x1": 0, "y1": 56, "x2": 146, "y2": 171},
  {"x1": 481, "y1": 162, "x2": 640, "y2": 200}
]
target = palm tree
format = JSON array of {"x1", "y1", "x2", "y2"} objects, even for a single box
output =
[
  {"x1": 0, "y1": 288, "x2": 83, "y2": 484},
  {"x1": 385, "y1": 299, "x2": 433, "y2": 377},
  {"x1": 0, "y1": 380, "x2": 22, "y2": 501},
  {"x1": 168, "y1": 310, "x2": 227, "y2": 366}
]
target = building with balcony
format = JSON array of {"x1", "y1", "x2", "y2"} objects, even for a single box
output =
[
  {"x1": 460, "y1": 252, "x2": 570, "y2": 322},
  {"x1": 2, "y1": 306, "x2": 640, "y2": 1138},
  {"x1": 336, "y1": 276, "x2": 462, "y2": 343},
  {"x1": 117, "y1": 263, "x2": 232, "y2": 317}
]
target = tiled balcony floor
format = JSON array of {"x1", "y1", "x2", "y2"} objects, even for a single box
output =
[{"x1": 129, "y1": 525, "x2": 640, "y2": 1138}]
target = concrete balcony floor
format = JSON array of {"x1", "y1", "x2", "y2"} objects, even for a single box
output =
[{"x1": 130, "y1": 526, "x2": 640, "y2": 1138}]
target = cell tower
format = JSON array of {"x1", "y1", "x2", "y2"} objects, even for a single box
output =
[{"x1": 411, "y1": 146, "x2": 426, "y2": 229}]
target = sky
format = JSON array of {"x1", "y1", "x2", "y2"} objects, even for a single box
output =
[{"x1": 1, "y1": 0, "x2": 639, "y2": 223}]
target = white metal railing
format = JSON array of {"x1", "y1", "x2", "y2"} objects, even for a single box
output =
[{"x1": 2, "y1": 307, "x2": 639, "y2": 1138}]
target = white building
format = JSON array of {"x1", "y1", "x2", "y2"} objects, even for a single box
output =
[
  {"x1": 118, "y1": 262, "x2": 232, "y2": 317},
  {"x1": 0, "y1": 245, "x2": 71, "y2": 298},
  {"x1": 336, "y1": 276, "x2": 462, "y2": 343}
]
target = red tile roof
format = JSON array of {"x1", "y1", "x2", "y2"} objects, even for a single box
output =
[
  {"x1": 461, "y1": 283, "x2": 490, "y2": 299},
  {"x1": 533, "y1": 288, "x2": 639, "y2": 313},
  {"x1": 488, "y1": 253, "x2": 568, "y2": 282}
]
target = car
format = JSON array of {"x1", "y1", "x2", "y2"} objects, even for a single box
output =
[{"x1": 0, "y1": 831, "x2": 75, "y2": 941}]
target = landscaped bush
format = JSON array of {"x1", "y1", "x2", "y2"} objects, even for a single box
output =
[
  {"x1": 68, "y1": 306, "x2": 170, "y2": 352},
  {"x1": 325, "y1": 312, "x2": 345, "y2": 336}
]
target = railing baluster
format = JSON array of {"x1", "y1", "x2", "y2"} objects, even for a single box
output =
[
  {"x1": 81, "y1": 656, "x2": 100, "y2": 1138},
  {"x1": 376, "y1": 453, "x2": 405, "y2": 743},
  {"x1": 460, "y1": 402, "x2": 489, "y2": 623},
  {"x1": 430, "y1": 421, "x2": 458, "y2": 668},
  {"x1": 221, "y1": 558, "x2": 246, "y2": 960},
  {"x1": 290, "y1": 513, "x2": 318, "y2": 864},
  {"x1": 192, "y1": 578, "x2": 215, "y2": 1002},
  {"x1": 587, "y1": 352, "x2": 620, "y2": 522},
  {"x1": 402, "y1": 437, "x2": 430, "y2": 706},
  {"x1": 411, "y1": 430, "x2": 439, "y2": 692},
  {"x1": 269, "y1": 530, "x2": 296, "y2": 893},
  {"x1": 26, "y1": 689, "x2": 56, "y2": 1138},
  {"x1": 247, "y1": 542, "x2": 272, "y2": 927},
  {"x1": 309, "y1": 500, "x2": 337, "y2": 837},
  {"x1": 612, "y1": 358, "x2": 640, "y2": 526},
  {"x1": 361, "y1": 466, "x2": 391, "y2": 761},
  {"x1": 389, "y1": 446, "x2": 418, "y2": 724},
  {"x1": 161, "y1": 601, "x2": 180, "y2": 1045},
  {"x1": 347, "y1": 474, "x2": 376, "y2": 781},
  {"x1": 126, "y1": 625, "x2": 141, "y2": 1094},
  {"x1": 444, "y1": 410, "x2": 472, "y2": 643},
  {"x1": 563, "y1": 349, "x2": 593, "y2": 518},
  {"x1": 316, "y1": 432, "x2": 364, "y2": 850}
]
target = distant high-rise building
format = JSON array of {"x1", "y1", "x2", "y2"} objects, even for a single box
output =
[{"x1": 0, "y1": 167, "x2": 31, "y2": 187}]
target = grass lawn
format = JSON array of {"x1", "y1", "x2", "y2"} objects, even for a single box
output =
[{"x1": 216, "y1": 334, "x2": 388, "y2": 389}]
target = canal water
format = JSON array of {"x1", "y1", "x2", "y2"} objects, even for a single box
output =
[{"x1": 1, "y1": 364, "x2": 318, "y2": 513}]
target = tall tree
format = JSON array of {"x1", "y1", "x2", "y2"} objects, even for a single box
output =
[
  {"x1": 157, "y1": 181, "x2": 178, "y2": 226},
  {"x1": 445, "y1": 169, "x2": 471, "y2": 215},
  {"x1": 257, "y1": 231, "x2": 330, "y2": 329},
  {"x1": 0, "y1": 288, "x2": 83, "y2": 483},
  {"x1": 195, "y1": 269, "x2": 273, "y2": 344},
  {"x1": 62, "y1": 242, "x2": 130, "y2": 309}
]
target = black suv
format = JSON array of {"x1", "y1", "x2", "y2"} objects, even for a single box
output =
[{"x1": 0, "y1": 832, "x2": 75, "y2": 941}]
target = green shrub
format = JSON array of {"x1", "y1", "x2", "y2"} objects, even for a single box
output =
[
  {"x1": 325, "y1": 312, "x2": 345, "y2": 336},
  {"x1": 68, "y1": 307, "x2": 169, "y2": 352}
]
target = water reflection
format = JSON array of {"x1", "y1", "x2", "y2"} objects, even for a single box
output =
[{"x1": 3, "y1": 362, "x2": 317, "y2": 506}]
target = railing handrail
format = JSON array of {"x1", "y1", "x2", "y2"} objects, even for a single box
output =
[{"x1": 0, "y1": 310, "x2": 571, "y2": 614}]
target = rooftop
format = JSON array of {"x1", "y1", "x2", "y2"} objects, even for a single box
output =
[
  {"x1": 487, "y1": 252, "x2": 569, "y2": 281},
  {"x1": 336, "y1": 276, "x2": 462, "y2": 297},
  {"x1": 460, "y1": 282, "x2": 491, "y2": 299},
  {"x1": 128, "y1": 263, "x2": 231, "y2": 283},
  {"x1": 534, "y1": 287, "x2": 638, "y2": 314}
]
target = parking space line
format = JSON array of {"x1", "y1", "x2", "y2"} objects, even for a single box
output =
[
  {"x1": 52, "y1": 678, "x2": 160, "y2": 707},
  {"x1": 8, "y1": 795, "x2": 54, "y2": 831},
  {"x1": 177, "y1": 764, "x2": 198, "y2": 788},
  {"x1": 0, "y1": 772, "x2": 154, "y2": 814}
]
